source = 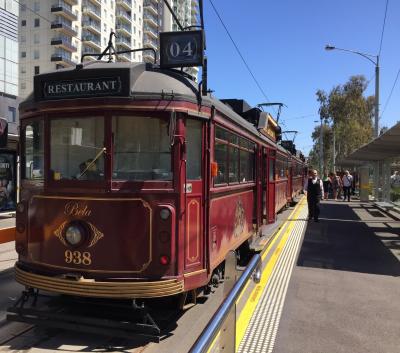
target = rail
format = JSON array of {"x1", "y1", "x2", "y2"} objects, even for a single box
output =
[{"x1": 189, "y1": 252, "x2": 261, "y2": 353}]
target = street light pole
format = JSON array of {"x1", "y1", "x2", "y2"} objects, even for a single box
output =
[
  {"x1": 325, "y1": 45, "x2": 379, "y2": 137},
  {"x1": 325, "y1": 45, "x2": 380, "y2": 199},
  {"x1": 332, "y1": 124, "x2": 336, "y2": 172},
  {"x1": 320, "y1": 116, "x2": 324, "y2": 174},
  {"x1": 374, "y1": 56, "x2": 380, "y2": 138}
]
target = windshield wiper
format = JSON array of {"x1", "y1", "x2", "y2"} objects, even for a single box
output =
[{"x1": 77, "y1": 147, "x2": 106, "y2": 180}]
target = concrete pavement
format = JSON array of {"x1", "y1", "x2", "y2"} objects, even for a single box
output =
[{"x1": 273, "y1": 200, "x2": 400, "y2": 353}]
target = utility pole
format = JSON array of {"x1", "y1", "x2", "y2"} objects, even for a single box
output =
[
  {"x1": 374, "y1": 56, "x2": 380, "y2": 137},
  {"x1": 332, "y1": 125, "x2": 336, "y2": 172},
  {"x1": 320, "y1": 116, "x2": 324, "y2": 174}
]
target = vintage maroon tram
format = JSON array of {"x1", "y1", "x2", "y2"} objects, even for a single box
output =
[
  {"x1": 290, "y1": 154, "x2": 306, "y2": 201},
  {"x1": 13, "y1": 61, "x2": 305, "y2": 308}
]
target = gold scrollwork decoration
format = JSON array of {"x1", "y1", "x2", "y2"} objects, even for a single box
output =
[
  {"x1": 54, "y1": 221, "x2": 68, "y2": 247},
  {"x1": 87, "y1": 222, "x2": 104, "y2": 248}
]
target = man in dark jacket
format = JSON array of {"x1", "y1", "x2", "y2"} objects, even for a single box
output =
[{"x1": 303, "y1": 169, "x2": 324, "y2": 222}]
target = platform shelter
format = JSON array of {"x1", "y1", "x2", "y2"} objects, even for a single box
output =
[{"x1": 339, "y1": 121, "x2": 400, "y2": 206}]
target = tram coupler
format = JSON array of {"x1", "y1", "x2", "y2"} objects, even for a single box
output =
[
  {"x1": 131, "y1": 299, "x2": 159, "y2": 329},
  {"x1": 13, "y1": 287, "x2": 39, "y2": 309}
]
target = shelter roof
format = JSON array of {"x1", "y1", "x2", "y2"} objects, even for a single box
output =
[{"x1": 340, "y1": 122, "x2": 400, "y2": 164}]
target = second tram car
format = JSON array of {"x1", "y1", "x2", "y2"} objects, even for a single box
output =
[{"x1": 13, "y1": 61, "x2": 306, "y2": 305}]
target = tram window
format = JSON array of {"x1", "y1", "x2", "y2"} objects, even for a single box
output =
[
  {"x1": 214, "y1": 126, "x2": 255, "y2": 185},
  {"x1": 112, "y1": 116, "x2": 171, "y2": 181},
  {"x1": 229, "y1": 145, "x2": 239, "y2": 183},
  {"x1": 24, "y1": 121, "x2": 44, "y2": 180},
  {"x1": 216, "y1": 127, "x2": 227, "y2": 141},
  {"x1": 50, "y1": 118, "x2": 104, "y2": 181},
  {"x1": 186, "y1": 119, "x2": 202, "y2": 180},
  {"x1": 269, "y1": 159, "x2": 275, "y2": 181},
  {"x1": 214, "y1": 141, "x2": 228, "y2": 184},
  {"x1": 247, "y1": 152, "x2": 255, "y2": 181}
]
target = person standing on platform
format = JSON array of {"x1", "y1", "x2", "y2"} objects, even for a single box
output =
[
  {"x1": 322, "y1": 172, "x2": 332, "y2": 199},
  {"x1": 342, "y1": 170, "x2": 353, "y2": 202},
  {"x1": 304, "y1": 169, "x2": 324, "y2": 222}
]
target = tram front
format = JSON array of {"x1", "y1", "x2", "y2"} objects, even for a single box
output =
[{"x1": 14, "y1": 62, "x2": 208, "y2": 299}]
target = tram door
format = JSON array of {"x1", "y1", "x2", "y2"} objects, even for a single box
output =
[
  {"x1": 262, "y1": 148, "x2": 268, "y2": 223},
  {"x1": 184, "y1": 119, "x2": 204, "y2": 272},
  {"x1": 267, "y1": 149, "x2": 276, "y2": 223}
]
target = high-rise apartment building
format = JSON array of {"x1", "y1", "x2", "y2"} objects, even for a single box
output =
[
  {"x1": 142, "y1": 0, "x2": 161, "y2": 63},
  {"x1": 163, "y1": 0, "x2": 198, "y2": 32},
  {"x1": 19, "y1": 0, "x2": 143, "y2": 98},
  {"x1": 0, "y1": 0, "x2": 19, "y2": 134},
  {"x1": 19, "y1": 0, "x2": 199, "y2": 98}
]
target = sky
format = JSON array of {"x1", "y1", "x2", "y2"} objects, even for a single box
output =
[{"x1": 201, "y1": 0, "x2": 400, "y2": 155}]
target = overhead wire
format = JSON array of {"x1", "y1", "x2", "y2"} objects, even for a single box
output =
[
  {"x1": 378, "y1": 0, "x2": 389, "y2": 56},
  {"x1": 380, "y1": 68, "x2": 400, "y2": 121},
  {"x1": 376, "y1": 0, "x2": 400, "y2": 123},
  {"x1": 208, "y1": 0, "x2": 277, "y2": 114}
]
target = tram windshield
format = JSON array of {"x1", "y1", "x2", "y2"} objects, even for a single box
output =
[
  {"x1": 50, "y1": 117, "x2": 105, "y2": 181},
  {"x1": 24, "y1": 120, "x2": 44, "y2": 180},
  {"x1": 112, "y1": 116, "x2": 172, "y2": 181}
]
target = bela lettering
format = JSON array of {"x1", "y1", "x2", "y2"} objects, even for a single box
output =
[{"x1": 64, "y1": 202, "x2": 92, "y2": 217}]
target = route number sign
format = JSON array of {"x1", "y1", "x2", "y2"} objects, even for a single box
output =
[{"x1": 160, "y1": 30, "x2": 204, "y2": 68}]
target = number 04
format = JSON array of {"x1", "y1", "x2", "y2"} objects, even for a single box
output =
[
  {"x1": 182, "y1": 42, "x2": 193, "y2": 56},
  {"x1": 169, "y1": 41, "x2": 194, "y2": 57}
]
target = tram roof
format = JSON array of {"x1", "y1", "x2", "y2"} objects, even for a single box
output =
[{"x1": 22, "y1": 61, "x2": 296, "y2": 155}]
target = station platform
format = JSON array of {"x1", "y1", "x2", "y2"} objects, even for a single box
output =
[
  {"x1": 0, "y1": 214, "x2": 16, "y2": 272},
  {"x1": 237, "y1": 199, "x2": 400, "y2": 353}
]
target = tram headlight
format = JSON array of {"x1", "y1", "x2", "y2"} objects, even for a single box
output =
[
  {"x1": 65, "y1": 224, "x2": 84, "y2": 246},
  {"x1": 160, "y1": 208, "x2": 170, "y2": 220}
]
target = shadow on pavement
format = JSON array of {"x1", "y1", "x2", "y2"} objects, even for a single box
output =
[{"x1": 296, "y1": 201, "x2": 400, "y2": 276}]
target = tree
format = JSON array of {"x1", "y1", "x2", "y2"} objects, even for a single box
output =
[{"x1": 312, "y1": 75, "x2": 374, "y2": 172}]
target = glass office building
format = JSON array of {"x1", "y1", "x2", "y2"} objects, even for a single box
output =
[
  {"x1": 0, "y1": 0, "x2": 18, "y2": 212},
  {"x1": 0, "y1": 0, "x2": 19, "y2": 135}
]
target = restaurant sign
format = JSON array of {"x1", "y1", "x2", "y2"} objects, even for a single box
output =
[{"x1": 43, "y1": 77, "x2": 122, "y2": 99}]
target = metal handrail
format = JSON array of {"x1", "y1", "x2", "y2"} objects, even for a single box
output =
[{"x1": 188, "y1": 253, "x2": 262, "y2": 353}]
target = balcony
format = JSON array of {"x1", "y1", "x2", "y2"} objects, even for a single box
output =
[
  {"x1": 116, "y1": 21, "x2": 131, "y2": 36},
  {"x1": 143, "y1": 13, "x2": 158, "y2": 27},
  {"x1": 51, "y1": 3, "x2": 78, "y2": 21},
  {"x1": 144, "y1": 38, "x2": 157, "y2": 51},
  {"x1": 82, "y1": 45, "x2": 101, "y2": 61},
  {"x1": 116, "y1": 36, "x2": 131, "y2": 50},
  {"x1": 63, "y1": 0, "x2": 78, "y2": 5},
  {"x1": 143, "y1": 1, "x2": 158, "y2": 16},
  {"x1": 116, "y1": 0, "x2": 132, "y2": 11},
  {"x1": 82, "y1": 19, "x2": 101, "y2": 35},
  {"x1": 116, "y1": 10, "x2": 132, "y2": 24},
  {"x1": 51, "y1": 53, "x2": 75, "y2": 67},
  {"x1": 118, "y1": 52, "x2": 131, "y2": 62},
  {"x1": 51, "y1": 21, "x2": 78, "y2": 37},
  {"x1": 87, "y1": 0, "x2": 101, "y2": 6},
  {"x1": 144, "y1": 24, "x2": 157, "y2": 39},
  {"x1": 82, "y1": 4, "x2": 101, "y2": 21},
  {"x1": 143, "y1": 50, "x2": 156, "y2": 63},
  {"x1": 51, "y1": 36, "x2": 77, "y2": 52},
  {"x1": 82, "y1": 34, "x2": 101, "y2": 50}
]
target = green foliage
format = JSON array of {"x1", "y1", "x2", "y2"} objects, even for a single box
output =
[{"x1": 311, "y1": 75, "x2": 374, "y2": 172}]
